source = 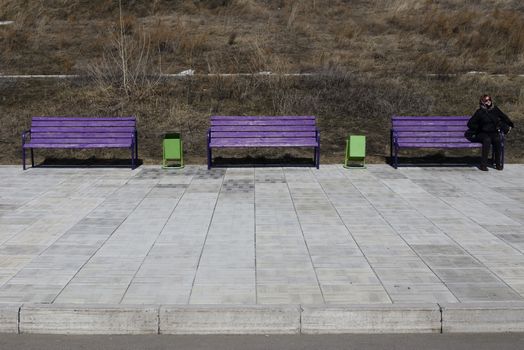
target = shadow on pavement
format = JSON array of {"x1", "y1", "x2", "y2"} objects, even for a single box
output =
[{"x1": 33, "y1": 157, "x2": 143, "y2": 169}]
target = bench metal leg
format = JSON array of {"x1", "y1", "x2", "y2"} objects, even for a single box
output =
[
  {"x1": 393, "y1": 146, "x2": 398, "y2": 169},
  {"x1": 315, "y1": 147, "x2": 320, "y2": 169},
  {"x1": 22, "y1": 148, "x2": 26, "y2": 170},
  {"x1": 30, "y1": 149, "x2": 34, "y2": 167},
  {"x1": 391, "y1": 130, "x2": 399, "y2": 169},
  {"x1": 501, "y1": 134, "x2": 505, "y2": 167},
  {"x1": 207, "y1": 146, "x2": 212, "y2": 170},
  {"x1": 131, "y1": 145, "x2": 135, "y2": 170},
  {"x1": 135, "y1": 130, "x2": 139, "y2": 161}
]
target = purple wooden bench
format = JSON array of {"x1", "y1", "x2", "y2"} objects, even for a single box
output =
[
  {"x1": 22, "y1": 116, "x2": 138, "y2": 170},
  {"x1": 391, "y1": 115, "x2": 504, "y2": 168},
  {"x1": 207, "y1": 116, "x2": 320, "y2": 169}
]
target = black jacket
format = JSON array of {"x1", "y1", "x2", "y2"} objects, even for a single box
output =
[{"x1": 468, "y1": 106, "x2": 514, "y2": 133}]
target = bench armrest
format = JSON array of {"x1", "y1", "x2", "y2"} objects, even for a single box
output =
[
  {"x1": 390, "y1": 129, "x2": 399, "y2": 144},
  {"x1": 21, "y1": 130, "x2": 31, "y2": 145}
]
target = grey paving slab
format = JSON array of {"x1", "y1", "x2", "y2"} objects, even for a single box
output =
[
  {"x1": 383, "y1": 283, "x2": 458, "y2": 303},
  {"x1": 0, "y1": 164, "x2": 523, "y2": 310}
]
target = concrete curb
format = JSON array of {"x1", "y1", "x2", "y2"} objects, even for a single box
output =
[
  {"x1": 441, "y1": 302, "x2": 524, "y2": 333},
  {"x1": 0, "y1": 304, "x2": 21, "y2": 333},
  {"x1": 0, "y1": 303, "x2": 523, "y2": 334},
  {"x1": 19, "y1": 304, "x2": 159, "y2": 334},
  {"x1": 160, "y1": 305, "x2": 301, "y2": 334},
  {"x1": 301, "y1": 304, "x2": 441, "y2": 334}
]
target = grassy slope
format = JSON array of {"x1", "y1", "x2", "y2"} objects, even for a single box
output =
[{"x1": 1, "y1": 0, "x2": 524, "y2": 75}]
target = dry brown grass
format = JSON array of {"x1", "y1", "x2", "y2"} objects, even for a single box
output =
[{"x1": 2, "y1": 0, "x2": 523, "y2": 75}]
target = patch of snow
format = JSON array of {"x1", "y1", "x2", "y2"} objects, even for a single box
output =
[{"x1": 179, "y1": 69, "x2": 195, "y2": 76}]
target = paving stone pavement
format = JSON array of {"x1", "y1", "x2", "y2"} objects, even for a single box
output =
[{"x1": 1, "y1": 164, "x2": 524, "y2": 305}]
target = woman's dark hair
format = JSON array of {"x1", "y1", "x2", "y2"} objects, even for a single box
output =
[{"x1": 479, "y1": 94, "x2": 492, "y2": 107}]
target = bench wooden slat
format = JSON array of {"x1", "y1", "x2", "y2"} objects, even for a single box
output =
[
  {"x1": 397, "y1": 142, "x2": 480, "y2": 148},
  {"x1": 399, "y1": 137, "x2": 471, "y2": 143},
  {"x1": 210, "y1": 138, "x2": 318, "y2": 147},
  {"x1": 392, "y1": 116, "x2": 469, "y2": 120},
  {"x1": 396, "y1": 131, "x2": 466, "y2": 137},
  {"x1": 210, "y1": 125, "x2": 316, "y2": 132},
  {"x1": 24, "y1": 143, "x2": 134, "y2": 148},
  {"x1": 26, "y1": 138, "x2": 133, "y2": 144},
  {"x1": 31, "y1": 126, "x2": 136, "y2": 133},
  {"x1": 210, "y1": 131, "x2": 317, "y2": 138},
  {"x1": 31, "y1": 132, "x2": 135, "y2": 138},
  {"x1": 211, "y1": 120, "x2": 316, "y2": 126},
  {"x1": 32, "y1": 116, "x2": 136, "y2": 121},
  {"x1": 392, "y1": 125, "x2": 468, "y2": 132},
  {"x1": 393, "y1": 120, "x2": 467, "y2": 126},
  {"x1": 211, "y1": 115, "x2": 315, "y2": 121},
  {"x1": 31, "y1": 120, "x2": 136, "y2": 127}
]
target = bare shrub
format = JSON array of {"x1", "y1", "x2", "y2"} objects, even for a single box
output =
[
  {"x1": 87, "y1": 1, "x2": 163, "y2": 99},
  {"x1": 87, "y1": 29, "x2": 163, "y2": 99}
]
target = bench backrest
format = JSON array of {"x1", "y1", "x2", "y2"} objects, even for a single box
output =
[
  {"x1": 209, "y1": 116, "x2": 318, "y2": 146},
  {"x1": 30, "y1": 116, "x2": 136, "y2": 147},
  {"x1": 391, "y1": 115, "x2": 478, "y2": 148}
]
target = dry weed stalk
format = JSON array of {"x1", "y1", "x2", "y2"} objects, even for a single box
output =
[
  {"x1": 287, "y1": 1, "x2": 301, "y2": 30},
  {"x1": 87, "y1": 0, "x2": 163, "y2": 99}
]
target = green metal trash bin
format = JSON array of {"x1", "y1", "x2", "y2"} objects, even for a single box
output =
[
  {"x1": 344, "y1": 135, "x2": 366, "y2": 168},
  {"x1": 163, "y1": 132, "x2": 184, "y2": 168}
]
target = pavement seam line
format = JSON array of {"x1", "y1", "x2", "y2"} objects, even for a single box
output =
[
  {"x1": 187, "y1": 168, "x2": 226, "y2": 303},
  {"x1": 17, "y1": 304, "x2": 21, "y2": 334},
  {"x1": 157, "y1": 305, "x2": 160, "y2": 335},
  {"x1": 118, "y1": 171, "x2": 188, "y2": 304},
  {"x1": 299, "y1": 304, "x2": 303, "y2": 334},
  {"x1": 284, "y1": 168, "x2": 326, "y2": 304}
]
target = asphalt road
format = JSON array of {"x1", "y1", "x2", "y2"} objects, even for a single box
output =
[{"x1": 1, "y1": 334, "x2": 524, "y2": 350}]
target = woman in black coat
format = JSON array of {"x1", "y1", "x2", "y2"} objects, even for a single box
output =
[{"x1": 467, "y1": 95, "x2": 514, "y2": 171}]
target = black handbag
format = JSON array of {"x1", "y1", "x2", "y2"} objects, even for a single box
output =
[
  {"x1": 464, "y1": 129, "x2": 477, "y2": 142},
  {"x1": 499, "y1": 121, "x2": 511, "y2": 135}
]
